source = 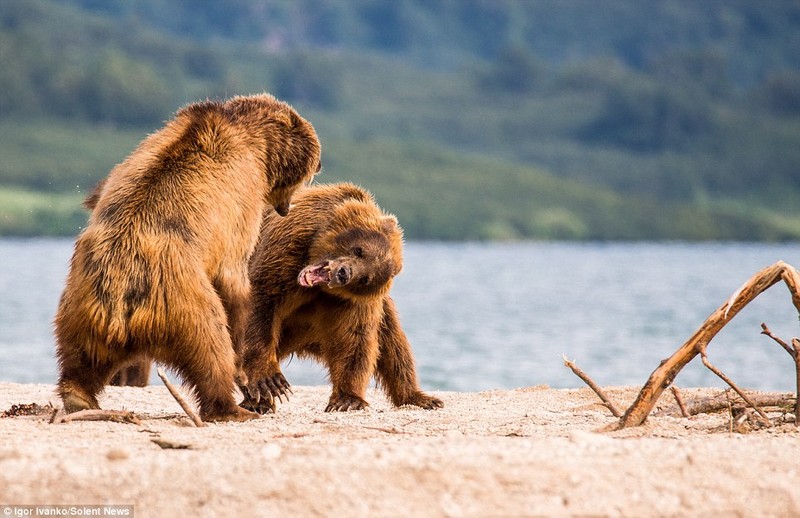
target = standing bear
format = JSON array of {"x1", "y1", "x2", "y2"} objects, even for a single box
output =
[
  {"x1": 54, "y1": 94, "x2": 321, "y2": 422},
  {"x1": 239, "y1": 182, "x2": 443, "y2": 413}
]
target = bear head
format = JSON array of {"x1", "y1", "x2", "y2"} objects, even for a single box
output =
[
  {"x1": 298, "y1": 195, "x2": 403, "y2": 300},
  {"x1": 219, "y1": 94, "x2": 322, "y2": 216}
]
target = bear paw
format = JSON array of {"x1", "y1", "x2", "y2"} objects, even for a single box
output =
[
  {"x1": 401, "y1": 391, "x2": 444, "y2": 410},
  {"x1": 239, "y1": 394, "x2": 275, "y2": 414},
  {"x1": 325, "y1": 393, "x2": 369, "y2": 412},
  {"x1": 239, "y1": 372, "x2": 293, "y2": 414},
  {"x1": 61, "y1": 389, "x2": 100, "y2": 413}
]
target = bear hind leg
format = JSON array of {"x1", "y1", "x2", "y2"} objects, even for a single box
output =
[
  {"x1": 164, "y1": 297, "x2": 258, "y2": 422},
  {"x1": 56, "y1": 345, "x2": 118, "y2": 413},
  {"x1": 169, "y1": 343, "x2": 258, "y2": 422},
  {"x1": 376, "y1": 298, "x2": 443, "y2": 409}
]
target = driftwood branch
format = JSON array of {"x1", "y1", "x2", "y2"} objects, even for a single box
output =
[
  {"x1": 698, "y1": 346, "x2": 771, "y2": 424},
  {"x1": 563, "y1": 355, "x2": 622, "y2": 417},
  {"x1": 157, "y1": 368, "x2": 206, "y2": 427},
  {"x1": 615, "y1": 261, "x2": 800, "y2": 429},
  {"x1": 761, "y1": 323, "x2": 800, "y2": 421},
  {"x1": 52, "y1": 409, "x2": 141, "y2": 425},
  {"x1": 655, "y1": 392, "x2": 796, "y2": 417},
  {"x1": 796, "y1": 338, "x2": 800, "y2": 420},
  {"x1": 670, "y1": 386, "x2": 689, "y2": 418},
  {"x1": 760, "y1": 323, "x2": 795, "y2": 357}
]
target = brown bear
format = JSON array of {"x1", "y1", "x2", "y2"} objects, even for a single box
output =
[
  {"x1": 54, "y1": 94, "x2": 321, "y2": 422},
  {"x1": 239, "y1": 182, "x2": 443, "y2": 413}
]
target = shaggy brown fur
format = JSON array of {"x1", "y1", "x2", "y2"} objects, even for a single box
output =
[
  {"x1": 54, "y1": 94, "x2": 321, "y2": 422},
  {"x1": 84, "y1": 181, "x2": 152, "y2": 388},
  {"x1": 85, "y1": 183, "x2": 157, "y2": 389},
  {"x1": 239, "y1": 183, "x2": 443, "y2": 413}
]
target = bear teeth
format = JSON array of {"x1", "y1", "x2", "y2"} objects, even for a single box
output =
[{"x1": 298, "y1": 263, "x2": 330, "y2": 287}]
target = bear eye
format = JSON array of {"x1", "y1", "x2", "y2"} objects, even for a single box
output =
[
  {"x1": 352, "y1": 246, "x2": 364, "y2": 258},
  {"x1": 360, "y1": 276, "x2": 370, "y2": 285}
]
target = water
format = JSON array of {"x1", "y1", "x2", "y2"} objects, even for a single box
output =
[{"x1": 1, "y1": 239, "x2": 798, "y2": 392}]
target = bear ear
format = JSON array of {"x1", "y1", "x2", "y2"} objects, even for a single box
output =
[
  {"x1": 274, "y1": 110, "x2": 294, "y2": 127},
  {"x1": 391, "y1": 259, "x2": 403, "y2": 276},
  {"x1": 380, "y1": 215, "x2": 399, "y2": 234}
]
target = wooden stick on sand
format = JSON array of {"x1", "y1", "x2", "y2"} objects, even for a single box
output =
[
  {"x1": 157, "y1": 368, "x2": 206, "y2": 427},
  {"x1": 761, "y1": 323, "x2": 800, "y2": 423},
  {"x1": 563, "y1": 355, "x2": 622, "y2": 417}
]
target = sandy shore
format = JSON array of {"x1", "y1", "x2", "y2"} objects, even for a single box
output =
[{"x1": 0, "y1": 382, "x2": 798, "y2": 517}]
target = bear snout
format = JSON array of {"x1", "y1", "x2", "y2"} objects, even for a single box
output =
[
  {"x1": 274, "y1": 201, "x2": 290, "y2": 217},
  {"x1": 332, "y1": 264, "x2": 352, "y2": 287},
  {"x1": 298, "y1": 260, "x2": 357, "y2": 288}
]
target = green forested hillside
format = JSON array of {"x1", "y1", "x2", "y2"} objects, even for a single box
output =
[{"x1": 1, "y1": 0, "x2": 799, "y2": 240}]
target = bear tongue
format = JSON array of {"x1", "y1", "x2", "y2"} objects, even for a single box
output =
[{"x1": 298, "y1": 263, "x2": 330, "y2": 287}]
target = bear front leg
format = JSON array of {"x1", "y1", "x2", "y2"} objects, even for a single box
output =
[
  {"x1": 324, "y1": 330, "x2": 379, "y2": 412},
  {"x1": 239, "y1": 343, "x2": 291, "y2": 414},
  {"x1": 376, "y1": 297, "x2": 443, "y2": 410},
  {"x1": 239, "y1": 301, "x2": 292, "y2": 414}
]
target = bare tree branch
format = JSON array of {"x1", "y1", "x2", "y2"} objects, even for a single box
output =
[
  {"x1": 761, "y1": 323, "x2": 795, "y2": 358},
  {"x1": 157, "y1": 368, "x2": 205, "y2": 427},
  {"x1": 698, "y1": 346, "x2": 771, "y2": 424},
  {"x1": 52, "y1": 409, "x2": 140, "y2": 425},
  {"x1": 670, "y1": 386, "x2": 689, "y2": 418},
  {"x1": 563, "y1": 355, "x2": 622, "y2": 417}
]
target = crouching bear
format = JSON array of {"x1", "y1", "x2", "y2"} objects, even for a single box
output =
[{"x1": 239, "y1": 183, "x2": 443, "y2": 413}]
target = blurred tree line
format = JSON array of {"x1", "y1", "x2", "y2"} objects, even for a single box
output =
[
  {"x1": 1, "y1": 0, "x2": 799, "y2": 239},
  {"x1": 4, "y1": 0, "x2": 800, "y2": 124}
]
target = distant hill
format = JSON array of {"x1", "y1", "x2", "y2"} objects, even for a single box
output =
[
  {"x1": 49, "y1": 0, "x2": 800, "y2": 84},
  {"x1": 1, "y1": 0, "x2": 799, "y2": 240}
]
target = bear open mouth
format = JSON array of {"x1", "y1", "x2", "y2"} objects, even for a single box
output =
[{"x1": 298, "y1": 262, "x2": 330, "y2": 287}]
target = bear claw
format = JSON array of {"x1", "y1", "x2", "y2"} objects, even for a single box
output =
[
  {"x1": 239, "y1": 395, "x2": 275, "y2": 415},
  {"x1": 325, "y1": 394, "x2": 369, "y2": 412},
  {"x1": 394, "y1": 392, "x2": 443, "y2": 410},
  {"x1": 259, "y1": 372, "x2": 292, "y2": 401},
  {"x1": 413, "y1": 393, "x2": 444, "y2": 410},
  {"x1": 239, "y1": 372, "x2": 292, "y2": 414}
]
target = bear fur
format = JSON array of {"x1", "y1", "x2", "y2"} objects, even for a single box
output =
[
  {"x1": 83, "y1": 180, "x2": 152, "y2": 388},
  {"x1": 54, "y1": 94, "x2": 321, "y2": 422},
  {"x1": 239, "y1": 182, "x2": 443, "y2": 413}
]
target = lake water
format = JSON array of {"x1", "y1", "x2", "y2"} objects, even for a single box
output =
[{"x1": 1, "y1": 239, "x2": 798, "y2": 393}]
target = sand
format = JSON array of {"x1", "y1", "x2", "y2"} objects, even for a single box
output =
[{"x1": 0, "y1": 382, "x2": 798, "y2": 517}]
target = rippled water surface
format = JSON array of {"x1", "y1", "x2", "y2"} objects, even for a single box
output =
[{"x1": 1, "y1": 239, "x2": 798, "y2": 392}]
